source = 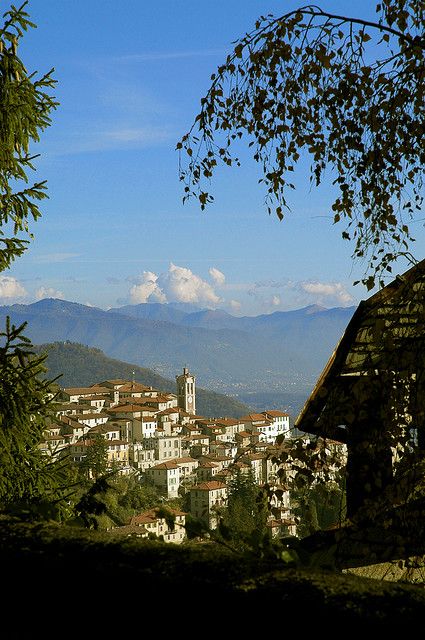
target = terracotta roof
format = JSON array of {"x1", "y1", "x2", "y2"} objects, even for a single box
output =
[
  {"x1": 59, "y1": 415, "x2": 85, "y2": 429},
  {"x1": 267, "y1": 517, "x2": 296, "y2": 528},
  {"x1": 240, "y1": 413, "x2": 267, "y2": 422},
  {"x1": 117, "y1": 382, "x2": 152, "y2": 392},
  {"x1": 197, "y1": 461, "x2": 218, "y2": 469},
  {"x1": 131, "y1": 513, "x2": 157, "y2": 525},
  {"x1": 263, "y1": 410, "x2": 290, "y2": 418},
  {"x1": 202, "y1": 454, "x2": 232, "y2": 462},
  {"x1": 242, "y1": 452, "x2": 266, "y2": 461},
  {"x1": 95, "y1": 379, "x2": 129, "y2": 386},
  {"x1": 156, "y1": 407, "x2": 181, "y2": 416},
  {"x1": 267, "y1": 519, "x2": 283, "y2": 528},
  {"x1": 192, "y1": 481, "x2": 227, "y2": 491},
  {"x1": 56, "y1": 402, "x2": 85, "y2": 409},
  {"x1": 76, "y1": 412, "x2": 109, "y2": 421},
  {"x1": 107, "y1": 404, "x2": 155, "y2": 413},
  {"x1": 147, "y1": 395, "x2": 173, "y2": 403},
  {"x1": 130, "y1": 507, "x2": 186, "y2": 526},
  {"x1": 148, "y1": 461, "x2": 179, "y2": 470},
  {"x1": 88, "y1": 423, "x2": 120, "y2": 434},
  {"x1": 177, "y1": 409, "x2": 191, "y2": 417},
  {"x1": 231, "y1": 461, "x2": 250, "y2": 469},
  {"x1": 63, "y1": 386, "x2": 111, "y2": 395},
  {"x1": 115, "y1": 396, "x2": 155, "y2": 405},
  {"x1": 170, "y1": 457, "x2": 198, "y2": 464},
  {"x1": 70, "y1": 441, "x2": 90, "y2": 448},
  {"x1": 214, "y1": 469, "x2": 232, "y2": 477},
  {"x1": 215, "y1": 418, "x2": 240, "y2": 426}
]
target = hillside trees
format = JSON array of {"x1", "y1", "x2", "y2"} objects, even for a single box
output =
[
  {"x1": 80, "y1": 434, "x2": 109, "y2": 480},
  {"x1": 71, "y1": 475, "x2": 163, "y2": 530},
  {"x1": 218, "y1": 470, "x2": 270, "y2": 552},
  {"x1": 0, "y1": 3, "x2": 61, "y2": 513},
  {"x1": 178, "y1": 1, "x2": 424, "y2": 290}
]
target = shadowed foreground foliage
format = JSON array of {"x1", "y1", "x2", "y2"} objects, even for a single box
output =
[{"x1": 1, "y1": 517, "x2": 425, "y2": 633}]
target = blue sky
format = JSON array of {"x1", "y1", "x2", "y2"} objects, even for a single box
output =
[{"x1": 2, "y1": 0, "x2": 423, "y2": 315}]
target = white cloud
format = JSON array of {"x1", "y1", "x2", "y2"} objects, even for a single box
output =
[
  {"x1": 229, "y1": 299, "x2": 241, "y2": 312},
  {"x1": 102, "y1": 127, "x2": 169, "y2": 145},
  {"x1": 36, "y1": 286, "x2": 64, "y2": 300},
  {"x1": 48, "y1": 127, "x2": 171, "y2": 158},
  {"x1": 130, "y1": 271, "x2": 166, "y2": 304},
  {"x1": 241, "y1": 277, "x2": 356, "y2": 312},
  {"x1": 126, "y1": 267, "x2": 355, "y2": 314},
  {"x1": 209, "y1": 267, "x2": 226, "y2": 287},
  {"x1": 129, "y1": 264, "x2": 222, "y2": 307},
  {"x1": 35, "y1": 253, "x2": 80, "y2": 263},
  {"x1": 300, "y1": 281, "x2": 354, "y2": 306},
  {"x1": 158, "y1": 263, "x2": 221, "y2": 306},
  {"x1": 0, "y1": 276, "x2": 26, "y2": 299},
  {"x1": 115, "y1": 48, "x2": 226, "y2": 63}
]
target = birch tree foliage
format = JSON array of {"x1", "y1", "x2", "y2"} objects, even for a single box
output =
[
  {"x1": 178, "y1": 1, "x2": 424, "y2": 289},
  {"x1": 0, "y1": 1, "x2": 57, "y2": 272}
]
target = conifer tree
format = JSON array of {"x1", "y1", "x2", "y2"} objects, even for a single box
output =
[
  {"x1": 0, "y1": 3, "x2": 60, "y2": 514},
  {"x1": 0, "y1": 1, "x2": 57, "y2": 270},
  {"x1": 0, "y1": 318, "x2": 63, "y2": 510},
  {"x1": 218, "y1": 470, "x2": 269, "y2": 551}
]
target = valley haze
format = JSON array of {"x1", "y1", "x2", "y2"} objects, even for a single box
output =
[{"x1": 0, "y1": 298, "x2": 356, "y2": 416}]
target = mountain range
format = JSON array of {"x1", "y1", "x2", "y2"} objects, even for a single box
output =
[{"x1": 0, "y1": 298, "x2": 356, "y2": 402}]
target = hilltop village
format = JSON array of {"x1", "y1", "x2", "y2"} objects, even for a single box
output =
[{"x1": 42, "y1": 367, "x2": 304, "y2": 541}]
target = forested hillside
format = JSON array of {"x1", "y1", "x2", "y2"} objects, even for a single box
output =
[{"x1": 34, "y1": 341, "x2": 252, "y2": 419}]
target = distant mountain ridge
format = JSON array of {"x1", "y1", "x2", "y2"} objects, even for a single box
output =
[
  {"x1": 109, "y1": 301, "x2": 352, "y2": 336},
  {"x1": 0, "y1": 298, "x2": 356, "y2": 394}
]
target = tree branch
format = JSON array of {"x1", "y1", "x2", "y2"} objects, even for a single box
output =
[{"x1": 268, "y1": 5, "x2": 423, "y2": 48}]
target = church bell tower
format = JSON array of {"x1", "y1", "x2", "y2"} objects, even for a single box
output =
[{"x1": 176, "y1": 366, "x2": 196, "y2": 415}]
